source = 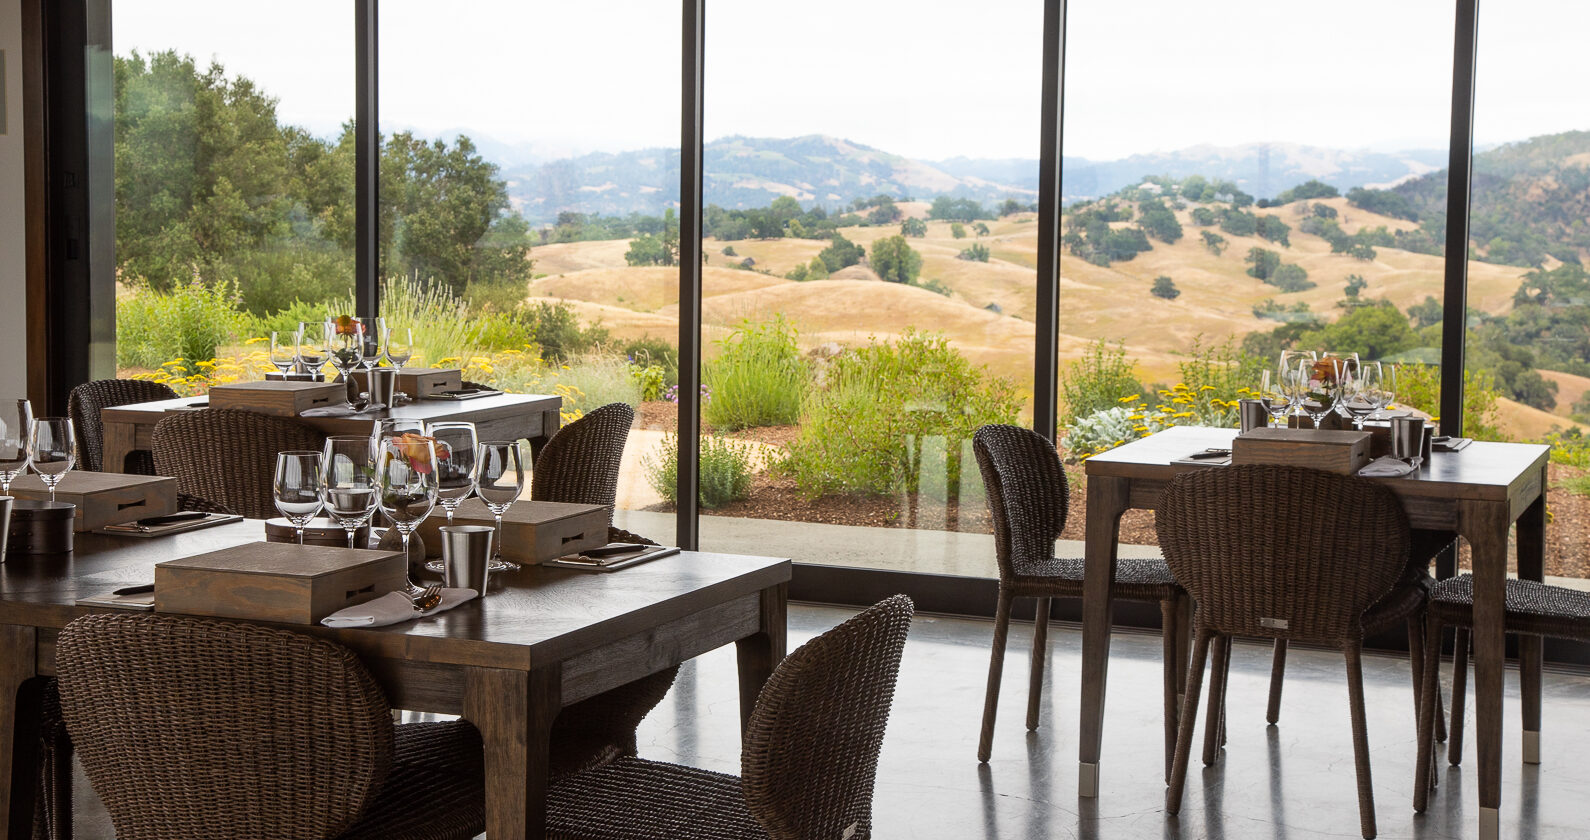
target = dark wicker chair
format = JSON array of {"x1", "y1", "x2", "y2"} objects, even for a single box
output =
[
  {"x1": 546, "y1": 595, "x2": 914, "y2": 840},
  {"x1": 1158, "y1": 464, "x2": 1416, "y2": 840},
  {"x1": 55, "y1": 612, "x2": 484, "y2": 840},
  {"x1": 67, "y1": 378, "x2": 178, "y2": 473},
  {"x1": 1413, "y1": 575, "x2": 1590, "y2": 810},
  {"x1": 972, "y1": 424, "x2": 1189, "y2": 772},
  {"x1": 150, "y1": 408, "x2": 326, "y2": 519},
  {"x1": 532, "y1": 403, "x2": 678, "y2": 777}
]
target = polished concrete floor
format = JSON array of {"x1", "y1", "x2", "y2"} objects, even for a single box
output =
[{"x1": 63, "y1": 604, "x2": 1590, "y2": 838}]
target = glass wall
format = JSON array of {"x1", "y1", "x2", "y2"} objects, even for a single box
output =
[
  {"x1": 1470, "y1": 0, "x2": 1590, "y2": 579},
  {"x1": 111, "y1": 1, "x2": 355, "y2": 391},
  {"x1": 696, "y1": 0, "x2": 1042, "y2": 575},
  {"x1": 380, "y1": 0, "x2": 680, "y2": 545},
  {"x1": 1059, "y1": 0, "x2": 1453, "y2": 547}
]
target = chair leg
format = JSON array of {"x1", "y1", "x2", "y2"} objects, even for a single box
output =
[
  {"x1": 1344, "y1": 643, "x2": 1378, "y2": 840},
  {"x1": 1266, "y1": 639, "x2": 1287, "y2": 724},
  {"x1": 978, "y1": 590, "x2": 1015, "y2": 762},
  {"x1": 1433, "y1": 624, "x2": 1447, "y2": 744},
  {"x1": 1161, "y1": 599, "x2": 1180, "y2": 783},
  {"x1": 1448, "y1": 626, "x2": 1469, "y2": 767},
  {"x1": 1203, "y1": 635, "x2": 1230, "y2": 767},
  {"x1": 1407, "y1": 617, "x2": 1426, "y2": 732},
  {"x1": 1217, "y1": 635, "x2": 1232, "y2": 749},
  {"x1": 1415, "y1": 615, "x2": 1444, "y2": 813},
  {"x1": 1167, "y1": 629, "x2": 1213, "y2": 815},
  {"x1": 1026, "y1": 597, "x2": 1051, "y2": 732}
]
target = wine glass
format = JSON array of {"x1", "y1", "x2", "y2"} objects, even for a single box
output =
[
  {"x1": 385, "y1": 326, "x2": 414, "y2": 373},
  {"x1": 428, "y1": 422, "x2": 479, "y2": 525},
  {"x1": 269, "y1": 331, "x2": 299, "y2": 375},
  {"x1": 475, "y1": 441, "x2": 525, "y2": 571},
  {"x1": 273, "y1": 451, "x2": 325, "y2": 545},
  {"x1": 1297, "y1": 358, "x2": 1339, "y2": 429},
  {"x1": 370, "y1": 418, "x2": 427, "y2": 462},
  {"x1": 0, "y1": 400, "x2": 33, "y2": 494},
  {"x1": 1322, "y1": 351, "x2": 1360, "y2": 419},
  {"x1": 376, "y1": 436, "x2": 438, "y2": 578},
  {"x1": 324, "y1": 318, "x2": 365, "y2": 384},
  {"x1": 358, "y1": 317, "x2": 384, "y2": 373},
  {"x1": 1339, "y1": 361, "x2": 1387, "y2": 431},
  {"x1": 296, "y1": 322, "x2": 329, "y2": 378},
  {"x1": 27, "y1": 418, "x2": 75, "y2": 503},
  {"x1": 320, "y1": 436, "x2": 378, "y2": 549},
  {"x1": 1259, "y1": 368, "x2": 1294, "y2": 429}
]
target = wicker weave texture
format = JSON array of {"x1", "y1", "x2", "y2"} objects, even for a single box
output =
[
  {"x1": 972, "y1": 424, "x2": 1068, "y2": 579},
  {"x1": 67, "y1": 378, "x2": 178, "y2": 473},
  {"x1": 1156, "y1": 464, "x2": 1411, "y2": 644},
  {"x1": 150, "y1": 408, "x2": 326, "y2": 519},
  {"x1": 55, "y1": 613, "x2": 395, "y2": 840},
  {"x1": 1431, "y1": 574, "x2": 1590, "y2": 640},
  {"x1": 548, "y1": 596, "x2": 912, "y2": 840},
  {"x1": 531, "y1": 402, "x2": 635, "y2": 520}
]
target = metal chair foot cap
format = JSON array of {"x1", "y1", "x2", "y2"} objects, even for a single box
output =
[{"x1": 1078, "y1": 762, "x2": 1099, "y2": 797}]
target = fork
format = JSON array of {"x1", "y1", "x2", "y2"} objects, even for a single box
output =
[{"x1": 410, "y1": 584, "x2": 444, "y2": 614}]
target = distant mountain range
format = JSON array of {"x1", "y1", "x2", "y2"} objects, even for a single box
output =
[{"x1": 499, "y1": 134, "x2": 1454, "y2": 225}]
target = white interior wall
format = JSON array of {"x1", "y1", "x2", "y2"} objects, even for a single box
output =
[{"x1": 0, "y1": 0, "x2": 27, "y2": 398}]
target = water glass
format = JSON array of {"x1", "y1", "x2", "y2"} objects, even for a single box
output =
[
  {"x1": 376, "y1": 437, "x2": 439, "y2": 578},
  {"x1": 325, "y1": 318, "x2": 366, "y2": 380},
  {"x1": 273, "y1": 450, "x2": 325, "y2": 544},
  {"x1": 296, "y1": 321, "x2": 329, "y2": 377},
  {"x1": 0, "y1": 400, "x2": 32, "y2": 494},
  {"x1": 385, "y1": 326, "x2": 414, "y2": 372},
  {"x1": 269, "y1": 331, "x2": 299, "y2": 374},
  {"x1": 428, "y1": 422, "x2": 480, "y2": 525},
  {"x1": 357, "y1": 317, "x2": 383, "y2": 371},
  {"x1": 27, "y1": 418, "x2": 75, "y2": 503},
  {"x1": 320, "y1": 435, "x2": 378, "y2": 549},
  {"x1": 1298, "y1": 358, "x2": 1338, "y2": 429},
  {"x1": 475, "y1": 441, "x2": 525, "y2": 570}
]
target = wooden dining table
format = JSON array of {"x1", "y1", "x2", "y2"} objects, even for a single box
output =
[
  {"x1": 0, "y1": 521, "x2": 791, "y2": 839},
  {"x1": 1076, "y1": 425, "x2": 1547, "y2": 840},
  {"x1": 99, "y1": 393, "x2": 564, "y2": 475}
]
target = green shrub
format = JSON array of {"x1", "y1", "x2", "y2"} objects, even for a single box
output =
[
  {"x1": 560, "y1": 353, "x2": 642, "y2": 410},
  {"x1": 117, "y1": 280, "x2": 248, "y2": 373},
  {"x1": 524, "y1": 300, "x2": 610, "y2": 362},
  {"x1": 246, "y1": 298, "x2": 346, "y2": 340},
  {"x1": 644, "y1": 433, "x2": 754, "y2": 509},
  {"x1": 378, "y1": 276, "x2": 491, "y2": 366},
  {"x1": 225, "y1": 247, "x2": 355, "y2": 315},
  {"x1": 621, "y1": 336, "x2": 679, "y2": 389},
  {"x1": 1396, "y1": 364, "x2": 1506, "y2": 441},
  {"x1": 703, "y1": 315, "x2": 807, "y2": 431},
  {"x1": 1062, "y1": 406, "x2": 1165, "y2": 462},
  {"x1": 629, "y1": 361, "x2": 666, "y2": 402},
  {"x1": 1059, "y1": 340, "x2": 1146, "y2": 425},
  {"x1": 779, "y1": 329, "x2": 1022, "y2": 497}
]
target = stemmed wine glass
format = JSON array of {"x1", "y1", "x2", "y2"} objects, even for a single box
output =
[
  {"x1": 376, "y1": 436, "x2": 438, "y2": 584},
  {"x1": 0, "y1": 400, "x2": 33, "y2": 494},
  {"x1": 357, "y1": 317, "x2": 384, "y2": 374},
  {"x1": 295, "y1": 321, "x2": 329, "y2": 379},
  {"x1": 273, "y1": 451, "x2": 325, "y2": 544},
  {"x1": 324, "y1": 318, "x2": 366, "y2": 386},
  {"x1": 1259, "y1": 368, "x2": 1295, "y2": 429},
  {"x1": 27, "y1": 418, "x2": 75, "y2": 502},
  {"x1": 385, "y1": 326, "x2": 414, "y2": 373},
  {"x1": 269, "y1": 331, "x2": 299, "y2": 376},
  {"x1": 1322, "y1": 351, "x2": 1360, "y2": 420},
  {"x1": 1297, "y1": 358, "x2": 1339, "y2": 429},
  {"x1": 475, "y1": 441, "x2": 525, "y2": 571},
  {"x1": 370, "y1": 418, "x2": 427, "y2": 460},
  {"x1": 1339, "y1": 361, "x2": 1390, "y2": 430},
  {"x1": 428, "y1": 422, "x2": 479, "y2": 525},
  {"x1": 320, "y1": 436, "x2": 379, "y2": 549}
]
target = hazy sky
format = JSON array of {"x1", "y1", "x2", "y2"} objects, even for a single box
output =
[{"x1": 113, "y1": 0, "x2": 1585, "y2": 163}]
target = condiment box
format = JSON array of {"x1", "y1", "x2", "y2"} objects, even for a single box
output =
[
  {"x1": 209, "y1": 380, "x2": 346, "y2": 417},
  {"x1": 6, "y1": 500, "x2": 75, "y2": 554},
  {"x1": 9, "y1": 472, "x2": 177, "y2": 532},
  {"x1": 265, "y1": 517, "x2": 371, "y2": 549},
  {"x1": 1232, "y1": 427, "x2": 1372, "y2": 476},
  {"x1": 155, "y1": 542, "x2": 408, "y2": 625},
  {"x1": 351, "y1": 367, "x2": 463, "y2": 399},
  {"x1": 413, "y1": 499, "x2": 609, "y2": 564}
]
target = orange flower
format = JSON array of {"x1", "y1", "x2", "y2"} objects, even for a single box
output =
[
  {"x1": 333, "y1": 315, "x2": 358, "y2": 337},
  {"x1": 391, "y1": 433, "x2": 438, "y2": 474}
]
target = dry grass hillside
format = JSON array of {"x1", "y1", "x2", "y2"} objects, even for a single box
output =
[{"x1": 523, "y1": 196, "x2": 1552, "y2": 434}]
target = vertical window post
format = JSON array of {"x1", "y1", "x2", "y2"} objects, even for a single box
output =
[
  {"x1": 677, "y1": 0, "x2": 705, "y2": 549},
  {"x1": 1034, "y1": 0, "x2": 1066, "y2": 442},
  {"x1": 1440, "y1": 0, "x2": 1480, "y2": 435},
  {"x1": 355, "y1": 0, "x2": 379, "y2": 320}
]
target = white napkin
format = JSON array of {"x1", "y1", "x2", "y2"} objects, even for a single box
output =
[
  {"x1": 1359, "y1": 456, "x2": 1416, "y2": 478},
  {"x1": 320, "y1": 588, "x2": 477, "y2": 628}
]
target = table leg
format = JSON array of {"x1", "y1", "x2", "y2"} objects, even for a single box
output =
[
  {"x1": 735, "y1": 582, "x2": 789, "y2": 733},
  {"x1": 1516, "y1": 489, "x2": 1546, "y2": 766},
  {"x1": 1460, "y1": 499, "x2": 1510, "y2": 840},
  {"x1": 464, "y1": 664, "x2": 561, "y2": 840},
  {"x1": 1078, "y1": 475, "x2": 1129, "y2": 798},
  {"x1": 0, "y1": 624, "x2": 40, "y2": 839},
  {"x1": 103, "y1": 422, "x2": 137, "y2": 474}
]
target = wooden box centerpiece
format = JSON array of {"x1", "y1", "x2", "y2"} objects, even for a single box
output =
[
  {"x1": 350, "y1": 368, "x2": 463, "y2": 399},
  {"x1": 8, "y1": 472, "x2": 177, "y2": 532},
  {"x1": 155, "y1": 542, "x2": 408, "y2": 625},
  {"x1": 208, "y1": 380, "x2": 346, "y2": 417},
  {"x1": 413, "y1": 499, "x2": 609, "y2": 564},
  {"x1": 1232, "y1": 427, "x2": 1372, "y2": 476}
]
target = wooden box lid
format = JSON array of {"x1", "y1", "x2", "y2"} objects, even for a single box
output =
[
  {"x1": 1232, "y1": 427, "x2": 1372, "y2": 475},
  {"x1": 351, "y1": 367, "x2": 463, "y2": 398},
  {"x1": 413, "y1": 499, "x2": 609, "y2": 563},
  {"x1": 209, "y1": 380, "x2": 346, "y2": 417},
  {"x1": 155, "y1": 542, "x2": 408, "y2": 625},
  {"x1": 9, "y1": 472, "x2": 178, "y2": 531}
]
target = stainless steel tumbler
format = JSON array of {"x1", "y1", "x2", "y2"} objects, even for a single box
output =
[
  {"x1": 368, "y1": 368, "x2": 399, "y2": 407},
  {"x1": 0, "y1": 496, "x2": 12, "y2": 563},
  {"x1": 438, "y1": 524, "x2": 494, "y2": 593},
  {"x1": 1391, "y1": 415, "x2": 1425, "y2": 463}
]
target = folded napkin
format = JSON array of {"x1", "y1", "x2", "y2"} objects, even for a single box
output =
[
  {"x1": 320, "y1": 588, "x2": 477, "y2": 628},
  {"x1": 1359, "y1": 456, "x2": 1417, "y2": 478}
]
